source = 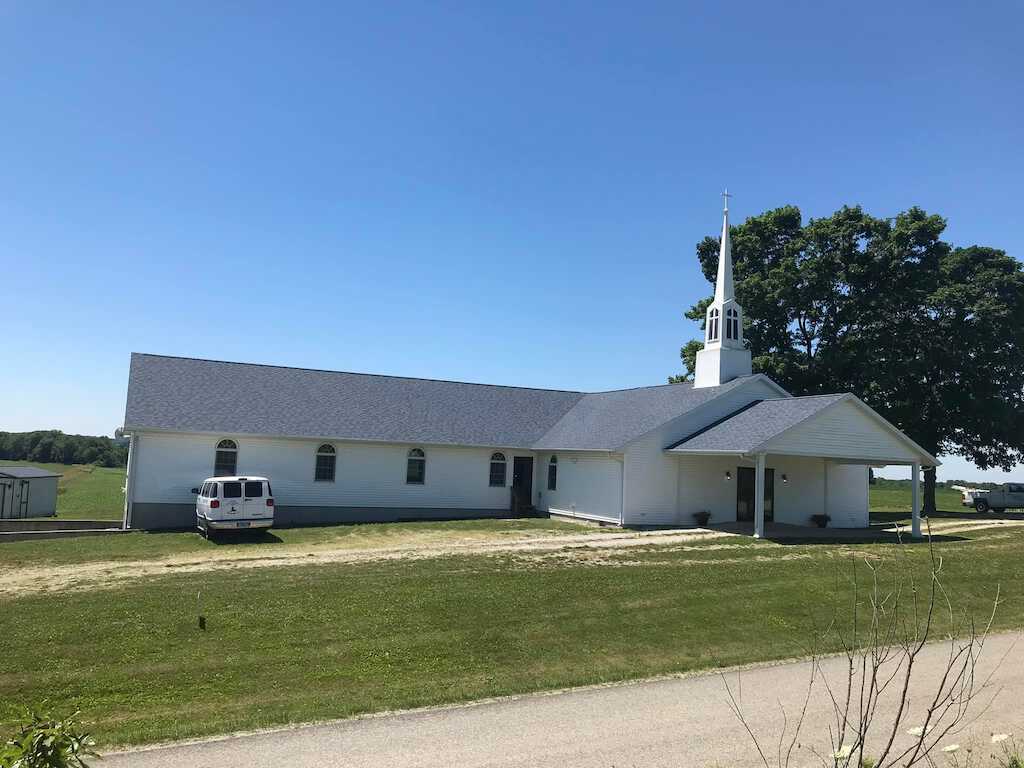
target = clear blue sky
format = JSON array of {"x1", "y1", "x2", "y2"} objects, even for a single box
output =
[{"x1": 2, "y1": 1, "x2": 1021, "y2": 481}]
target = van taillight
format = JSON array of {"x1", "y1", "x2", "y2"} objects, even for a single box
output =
[
  {"x1": 210, "y1": 500, "x2": 220, "y2": 509},
  {"x1": 266, "y1": 498, "x2": 274, "y2": 507}
]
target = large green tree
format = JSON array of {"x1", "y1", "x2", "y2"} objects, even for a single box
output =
[{"x1": 671, "y1": 205, "x2": 1024, "y2": 513}]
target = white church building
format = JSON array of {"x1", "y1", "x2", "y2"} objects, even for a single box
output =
[{"x1": 121, "y1": 200, "x2": 937, "y2": 536}]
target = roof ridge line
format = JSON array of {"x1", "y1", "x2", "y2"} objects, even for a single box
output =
[{"x1": 131, "y1": 353, "x2": 586, "y2": 395}]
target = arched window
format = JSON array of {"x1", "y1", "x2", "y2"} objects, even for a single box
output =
[
  {"x1": 315, "y1": 443, "x2": 336, "y2": 482},
  {"x1": 489, "y1": 452, "x2": 507, "y2": 487},
  {"x1": 406, "y1": 448, "x2": 426, "y2": 485},
  {"x1": 726, "y1": 308, "x2": 739, "y2": 340},
  {"x1": 214, "y1": 439, "x2": 237, "y2": 477},
  {"x1": 708, "y1": 308, "x2": 720, "y2": 342},
  {"x1": 547, "y1": 455, "x2": 558, "y2": 491}
]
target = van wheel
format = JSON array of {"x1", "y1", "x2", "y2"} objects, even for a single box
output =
[{"x1": 975, "y1": 498, "x2": 990, "y2": 513}]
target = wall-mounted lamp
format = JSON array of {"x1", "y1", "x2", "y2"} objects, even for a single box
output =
[
  {"x1": 781, "y1": 474, "x2": 789, "y2": 484},
  {"x1": 724, "y1": 471, "x2": 732, "y2": 481}
]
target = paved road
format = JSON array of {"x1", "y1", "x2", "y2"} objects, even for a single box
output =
[{"x1": 104, "y1": 632, "x2": 1022, "y2": 768}]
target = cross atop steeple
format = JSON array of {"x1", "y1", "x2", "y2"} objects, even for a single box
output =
[{"x1": 722, "y1": 189, "x2": 731, "y2": 212}]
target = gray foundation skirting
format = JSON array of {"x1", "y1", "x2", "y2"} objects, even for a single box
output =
[
  {"x1": 129, "y1": 503, "x2": 514, "y2": 530},
  {"x1": 0, "y1": 519, "x2": 123, "y2": 532}
]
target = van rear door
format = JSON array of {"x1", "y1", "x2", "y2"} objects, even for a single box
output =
[
  {"x1": 242, "y1": 480, "x2": 267, "y2": 518},
  {"x1": 221, "y1": 481, "x2": 243, "y2": 516}
]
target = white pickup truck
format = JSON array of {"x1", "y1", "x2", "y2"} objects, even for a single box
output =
[{"x1": 970, "y1": 483, "x2": 1024, "y2": 513}]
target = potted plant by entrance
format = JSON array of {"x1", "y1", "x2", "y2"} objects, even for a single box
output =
[
  {"x1": 693, "y1": 510, "x2": 712, "y2": 527},
  {"x1": 810, "y1": 513, "x2": 830, "y2": 528}
]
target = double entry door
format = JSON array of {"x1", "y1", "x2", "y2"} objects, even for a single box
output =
[
  {"x1": 0, "y1": 479, "x2": 29, "y2": 519},
  {"x1": 736, "y1": 466, "x2": 774, "y2": 522}
]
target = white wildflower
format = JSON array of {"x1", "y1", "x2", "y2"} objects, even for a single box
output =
[
  {"x1": 942, "y1": 744, "x2": 961, "y2": 753},
  {"x1": 992, "y1": 733, "x2": 1011, "y2": 744},
  {"x1": 907, "y1": 725, "x2": 933, "y2": 736},
  {"x1": 833, "y1": 744, "x2": 853, "y2": 759}
]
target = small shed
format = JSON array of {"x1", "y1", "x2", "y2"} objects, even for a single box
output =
[{"x1": 0, "y1": 467, "x2": 62, "y2": 519}]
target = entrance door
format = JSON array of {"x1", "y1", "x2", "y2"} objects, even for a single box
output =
[
  {"x1": 0, "y1": 479, "x2": 12, "y2": 519},
  {"x1": 512, "y1": 457, "x2": 534, "y2": 512},
  {"x1": 736, "y1": 467, "x2": 774, "y2": 522},
  {"x1": 17, "y1": 480, "x2": 30, "y2": 518}
]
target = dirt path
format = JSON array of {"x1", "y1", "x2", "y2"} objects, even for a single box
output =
[
  {"x1": 6, "y1": 518, "x2": 1014, "y2": 599},
  {"x1": 1, "y1": 528, "x2": 740, "y2": 598}
]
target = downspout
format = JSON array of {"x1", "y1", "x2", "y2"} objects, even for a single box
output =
[
  {"x1": 123, "y1": 432, "x2": 138, "y2": 529},
  {"x1": 619, "y1": 454, "x2": 626, "y2": 526}
]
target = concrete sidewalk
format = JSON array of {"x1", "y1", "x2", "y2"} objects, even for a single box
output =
[{"x1": 104, "y1": 632, "x2": 1023, "y2": 768}]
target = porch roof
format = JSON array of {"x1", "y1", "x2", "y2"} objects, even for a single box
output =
[{"x1": 665, "y1": 393, "x2": 939, "y2": 466}]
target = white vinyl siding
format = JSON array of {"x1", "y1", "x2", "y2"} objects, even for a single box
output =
[
  {"x1": 623, "y1": 378, "x2": 786, "y2": 525},
  {"x1": 675, "y1": 453, "x2": 746, "y2": 525},
  {"x1": 130, "y1": 431, "x2": 529, "y2": 510},
  {"x1": 825, "y1": 463, "x2": 869, "y2": 528},
  {"x1": 763, "y1": 399, "x2": 924, "y2": 463},
  {"x1": 673, "y1": 454, "x2": 865, "y2": 528},
  {"x1": 535, "y1": 452, "x2": 623, "y2": 523}
]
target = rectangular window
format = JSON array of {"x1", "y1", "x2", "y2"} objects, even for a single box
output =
[
  {"x1": 315, "y1": 454, "x2": 336, "y2": 482},
  {"x1": 406, "y1": 458, "x2": 425, "y2": 485},
  {"x1": 222, "y1": 481, "x2": 242, "y2": 498},
  {"x1": 489, "y1": 462, "x2": 506, "y2": 487},
  {"x1": 214, "y1": 451, "x2": 237, "y2": 477},
  {"x1": 244, "y1": 481, "x2": 263, "y2": 497},
  {"x1": 200, "y1": 482, "x2": 209, "y2": 497},
  {"x1": 208, "y1": 482, "x2": 218, "y2": 498},
  {"x1": 547, "y1": 464, "x2": 557, "y2": 491}
]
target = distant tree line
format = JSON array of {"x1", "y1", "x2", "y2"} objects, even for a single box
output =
[{"x1": 0, "y1": 430, "x2": 128, "y2": 467}]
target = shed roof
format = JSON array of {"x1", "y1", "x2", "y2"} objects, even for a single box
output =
[
  {"x1": 124, "y1": 353, "x2": 772, "y2": 451},
  {"x1": 0, "y1": 466, "x2": 62, "y2": 479}
]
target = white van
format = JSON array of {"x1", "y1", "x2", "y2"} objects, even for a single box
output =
[{"x1": 191, "y1": 476, "x2": 275, "y2": 536}]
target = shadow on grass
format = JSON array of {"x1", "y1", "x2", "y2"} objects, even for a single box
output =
[
  {"x1": 769, "y1": 531, "x2": 969, "y2": 545},
  {"x1": 870, "y1": 509, "x2": 1024, "y2": 525},
  {"x1": 206, "y1": 529, "x2": 285, "y2": 545},
  {"x1": 137, "y1": 528, "x2": 285, "y2": 545},
  {"x1": 711, "y1": 522, "x2": 968, "y2": 545}
]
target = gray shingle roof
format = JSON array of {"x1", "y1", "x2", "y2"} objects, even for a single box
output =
[
  {"x1": 0, "y1": 466, "x2": 62, "y2": 479},
  {"x1": 533, "y1": 376, "x2": 754, "y2": 450},
  {"x1": 124, "y1": 353, "x2": 771, "y2": 451},
  {"x1": 666, "y1": 394, "x2": 848, "y2": 453},
  {"x1": 124, "y1": 354, "x2": 585, "y2": 449}
]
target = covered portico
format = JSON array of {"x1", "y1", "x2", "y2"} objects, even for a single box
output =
[{"x1": 666, "y1": 394, "x2": 939, "y2": 537}]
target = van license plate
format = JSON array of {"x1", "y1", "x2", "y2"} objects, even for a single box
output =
[{"x1": 236, "y1": 521, "x2": 249, "y2": 528}]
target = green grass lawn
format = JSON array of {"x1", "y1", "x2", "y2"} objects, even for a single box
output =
[
  {"x1": 0, "y1": 459, "x2": 125, "y2": 520},
  {"x1": 2, "y1": 523, "x2": 1021, "y2": 747},
  {"x1": 869, "y1": 481, "x2": 963, "y2": 513}
]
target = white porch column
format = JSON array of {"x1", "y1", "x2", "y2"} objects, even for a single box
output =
[
  {"x1": 754, "y1": 453, "x2": 766, "y2": 538},
  {"x1": 911, "y1": 462, "x2": 922, "y2": 538}
]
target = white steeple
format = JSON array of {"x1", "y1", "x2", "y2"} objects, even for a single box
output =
[
  {"x1": 714, "y1": 190, "x2": 734, "y2": 302},
  {"x1": 693, "y1": 191, "x2": 752, "y2": 388}
]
